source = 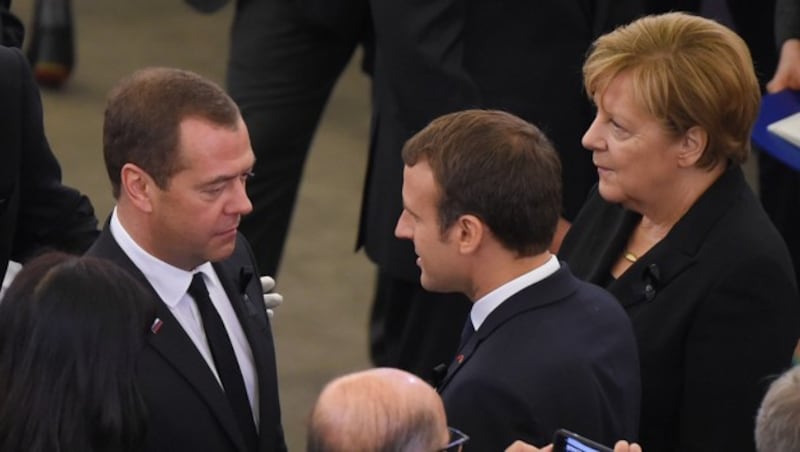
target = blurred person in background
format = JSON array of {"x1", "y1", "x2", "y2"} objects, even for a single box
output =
[
  {"x1": 0, "y1": 252, "x2": 156, "y2": 452},
  {"x1": 0, "y1": 24, "x2": 99, "y2": 298}
]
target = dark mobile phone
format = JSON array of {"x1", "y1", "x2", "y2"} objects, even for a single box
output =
[{"x1": 552, "y1": 429, "x2": 613, "y2": 452}]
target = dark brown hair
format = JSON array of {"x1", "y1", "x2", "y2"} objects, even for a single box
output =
[
  {"x1": 103, "y1": 67, "x2": 241, "y2": 198},
  {"x1": 0, "y1": 252, "x2": 157, "y2": 452},
  {"x1": 402, "y1": 109, "x2": 562, "y2": 256}
]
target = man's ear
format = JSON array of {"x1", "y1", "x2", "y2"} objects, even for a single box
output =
[
  {"x1": 677, "y1": 126, "x2": 708, "y2": 168},
  {"x1": 456, "y1": 214, "x2": 484, "y2": 255},
  {"x1": 120, "y1": 163, "x2": 156, "y2": 213}
]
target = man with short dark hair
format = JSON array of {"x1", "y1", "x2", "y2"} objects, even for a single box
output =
[
  {"x1": 87, "y1": 67, "x2": 286, "y2": 452},
  {"x1": 395, "y1": 109, "x2": 640, "y2": 450}
]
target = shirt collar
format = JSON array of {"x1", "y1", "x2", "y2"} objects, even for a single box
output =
[
  {"x1": 110, "y1": 207, "x2": 214, "y2": 308},
  {"x1": 470, "y1": 254, "x2": 560, "y2": 331}
]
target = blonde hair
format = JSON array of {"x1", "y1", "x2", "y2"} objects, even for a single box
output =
[{"x1": 583, "y1": 12, "x2": 760, "y2": 168}]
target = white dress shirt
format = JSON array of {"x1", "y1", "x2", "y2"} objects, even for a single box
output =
[
  {"x1": 469, "y1": 254, "x2": 561, "y2": 331},
  {"x1": 110, "y1": 208, "x2": 260, "y2": 426}
]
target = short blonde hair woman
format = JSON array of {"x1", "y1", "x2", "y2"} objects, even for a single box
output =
[{"x1": 559, "y1": 12, "x2": 800, "y2": 452}]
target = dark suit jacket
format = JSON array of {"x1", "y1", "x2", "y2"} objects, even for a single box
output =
[
  {"x1": 776, "y1": 0, "x2": 800, "y2": 46},
  {"x1": 360, "y1": 0, "x2": 643, "y2": 281},
  {"x1": 0, "y1": 2, "x2": 23, "y2": 48},
  {"x1": 439, "y1": 265, "x2": 641, "y2": 450},
  {"x1": 0, "y1": 45, "x2": 97, "y2": 281},
  {"x1": 87, "y1": 226, "x2": 286, "y2": 452},
  {"x1": 559, "y1": 166, "x2": 800, "y2": 452},
  {"x1": 185, "y1": 0, "x2": 368, "y2": 41}
]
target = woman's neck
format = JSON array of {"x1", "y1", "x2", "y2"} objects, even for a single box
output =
[{"x1": 636, "y1": 163, "x2": 726, "y2": 232}]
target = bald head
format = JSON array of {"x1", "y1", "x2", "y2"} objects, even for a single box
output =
[{"x1": 307, "y1": 368, "x2": 449, "y2": 452}]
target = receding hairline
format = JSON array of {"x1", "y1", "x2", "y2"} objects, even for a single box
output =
[{"x1": 309, "y1": 368, "x2": 447, "y2": 449}]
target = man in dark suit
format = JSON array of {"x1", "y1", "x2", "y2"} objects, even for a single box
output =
[
  {"x1": 87, "y1": 67, "x2": 286, "y2": 452},
  {"x1": 394, "y1": 110, "x2": 641, "y2": 450},
  {"x1": 363, "y1": 0, "x2": 644, "y2": 380},
  {"x1": 0, "y1": 42, "x2": 98, "y2": 289}
]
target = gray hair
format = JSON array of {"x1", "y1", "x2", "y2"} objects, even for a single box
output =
[{"x1": 755, "y1": 366, "x2": 800, "y2": 452}]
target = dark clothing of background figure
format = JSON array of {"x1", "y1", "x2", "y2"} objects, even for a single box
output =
[
  {"x1": 220, "y1": 0, "x2": 370, "y2": 277},
  {"x1": 559, "y1": 167, "x2": 800, "y2": 452},
  {"x1": 362, "y1": 0, "x2": 644, "y2": 380},
  {"x1": 0, "y1": 45, "x2": 98, "y2": 282},
  {"x1": 0, "y1": 0, "x2": 24, "y2": 48},
  {"x1": 439, "y1": 265, "x2": 641, "y2": 451},
  {"x1": 87, "y1": 228, "x2": 287, "y2": 452},
  {"x1": 762, "y1": 0, "x2": 800, "y2": 293},
  {"x1": 775, "y1": 0, "x2": 800, "y2": 48}
]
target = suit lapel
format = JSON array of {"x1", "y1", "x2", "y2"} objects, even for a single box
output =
[
  {"x1": 608, "y1": 167, "x2": 746, "y2": 308},
  {"x1": 89, "y1": 228, "x2": 248, "y2": 452},
  {"x1": 215, "y1": 241, "x2": 281, "y2": 451},
  {"x1": 438, "y1": 266, "x2": 578, "y2": 392}
]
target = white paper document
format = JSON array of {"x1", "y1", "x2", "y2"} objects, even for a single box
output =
[{"x1": 768, "y1": 112, "x2": 800, "y2": 148}]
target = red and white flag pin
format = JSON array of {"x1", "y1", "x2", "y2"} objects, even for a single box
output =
[
  {"x1": 151, "y1": 318, "x2": 163, "y2": 334},
  {"x1": 456, "y1": 354, "x2": 465, "y2": 364}
]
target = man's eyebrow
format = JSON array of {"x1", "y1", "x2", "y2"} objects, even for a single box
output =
[
  {"x1": 201, "y1": 174, "x2": 237, "y2": 186},
  {"x1": 199, "y1": 171, "x2": 251, "y2": 187}
]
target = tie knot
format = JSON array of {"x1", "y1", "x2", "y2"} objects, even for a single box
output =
[{"x1": 188, "y1": 273, "x2": 211, "y2": 306}]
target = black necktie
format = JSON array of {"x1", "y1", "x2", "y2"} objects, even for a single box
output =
[
  {"x1": 458, "y1": 319, "x2": 475, "y2": 351},
  {"x1": 188, "y1": 273, "x2": 258, "y2": 450}
]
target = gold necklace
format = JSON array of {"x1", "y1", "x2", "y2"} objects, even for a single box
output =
[{"x1": 623, "y1": 251, "x2": 638, "y2": 263}]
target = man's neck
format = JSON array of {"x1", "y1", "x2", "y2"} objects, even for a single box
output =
[
  {"x1": 467, "y1": 251, "x2": 553, "y2": 302},
  {"x1": 115, "y1": 203, "x2": 196, "y2": 271}
]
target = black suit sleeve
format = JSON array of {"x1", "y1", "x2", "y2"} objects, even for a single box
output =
[
  {"x1": 0, "y1": 3, "x2": 23, "y2": 48},
  {"x1": 775, "y1": 0, "x2": 800, "y2": 46},
  {"x1": 9, "y1": 47, "x2": 98, "y2": 262},
  {"x1": 445, "y1": 377, "x2": 547, "y2": 450},
  {"x1": 677, "y1": 250, "x2": 798, "y2": 451}
]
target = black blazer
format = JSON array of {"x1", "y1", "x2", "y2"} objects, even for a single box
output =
[
  {"x1": 0, "y1": 45, "x2": 97, "y2": 281},
  {"x1": 359, "y1": 0, "x2": 643, "y2": 281},
  {"x1": 559, "y1": 167, "x2": 800, "y2": 452},
  {"x1": 439, "y1": 265, "x2": 641, "y2": 450},
  {"x1": 86, "y1": 226, "x2": 286, "y2": 452}
]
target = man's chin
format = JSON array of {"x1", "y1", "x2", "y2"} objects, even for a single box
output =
[
  {"x1": 419, "y1": 275, "x2": 443, "y2": 293},
  {"x1": 206, "y1": 240, "x2": 237, "y2": 263}
]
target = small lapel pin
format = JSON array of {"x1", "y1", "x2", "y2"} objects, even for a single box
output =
[
  {"x1": 150, "y1": 318, "x2": 163, "y2": 334},
  {"x1": 456, "y1": 354, "x2": 465, "y2": 364}
]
